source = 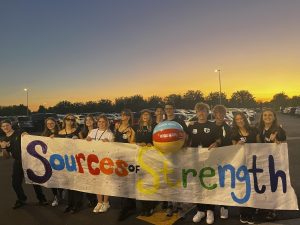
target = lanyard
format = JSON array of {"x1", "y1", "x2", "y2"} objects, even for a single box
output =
[{"x1": 95, "y1": 129, "x2": 107, "y2": 141}]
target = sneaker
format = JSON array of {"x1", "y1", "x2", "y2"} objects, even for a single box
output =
[
  {"x1": 220, "y1": 207, "x2": 228, "y2": 219},
  {"x1": 39, "y1": 199, "x2": 48, "y2": 206},
  {"x1": 193, "y1": 211, "x2": 205, "y2": 223},
  {"x1": 12, "y1": 200, "x2": 26, "y2": 209},
  {"x1": 206, "y1": 210, "x2": 214, "y2": 224},
  {"x1": 247, "y1": 216, "x2": 255, "y2": 224},
  {"x1": 166, "y1": 207, "x2": 173, "y2": 217},
  {"x1": 99, "y1": 202, "x2": 110, "y2": 213},
  {"x1": 144, "y1": 208, "x2": 153, "y2": 217},
  {"x1": 93, "y1": 203, "x2": 103, "y2": 213},
  {"x1": 63, "y1": 205, "x2": 72, "y2": 213},
  {"x1": 51, "y1": 196, "x2": 59, "y2": 207},
  {"x1": 240, "y1": 214, "x2": 248, "y2": 224}
]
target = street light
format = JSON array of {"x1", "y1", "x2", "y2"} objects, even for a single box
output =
[
  {"x1": 214, "y1": 69, "x2": 222, "y2": 104},
  {"x1": 24, "y1": 88, "x2": 29, "y2": 116}
]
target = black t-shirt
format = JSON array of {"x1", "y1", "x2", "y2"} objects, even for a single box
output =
[
  {"x1": 115, "y1": 127, "x2": 131, "y2": 143},
  {"x1": 188, "y1": 121, "x2": 221, "y2": 148},
  {"x1": 259, "y1": 126, "x2": 286, "y2": 143},
  {"x1": 134, "y1": 125, "x2": 153, "y2": 145},
  {"x1": 168, "y1": 117, "x2": 189, "y2": 134},
  {"x1": 57, "y1": 128, "x2": 81, "y2": 139},
  {"x1": 232, "y1": 127, "x2": 258, "y2": 144},
  {"x1": 216, "y1": 122, "x2": 232, "y2": 147},
  {"x1": 3, "y1": 130, "x2": 22, "y2": 160}
]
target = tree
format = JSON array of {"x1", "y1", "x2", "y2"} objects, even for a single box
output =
[
  {"x1": 205, "y1": 92, "x2": 228, "y2": 108},
  {"x1": 164, "y1": 94, "x2": 183, "y2": 108},
  {"x1": 37, "y1": 105, "x2": 47, "y2": 113},
  {"x1": 289, "y1": 95, "x2": 300, "y2": 107},
  {"x1": 147, "y1": 96, "x2": 165, "y2": 109},
  {"x1": 229, "y1": 90, "x2": 256, "y2": 108},
  {"x1": 270, "y1": 92, "x2": 289, "y2": 110},
  {"x1": 182, "y1": 90, "x2": 204, "y2": 109}
]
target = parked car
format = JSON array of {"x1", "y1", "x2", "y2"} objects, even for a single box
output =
[
  {"x1": 74, "y1": 115, "x2": 85, "y2": 125},
  {"x1": 295, "y1": 107, "x2": 300, "y2": 117},
  {"x1": 16, "y1": 116, "x2": 34, "y2": 132}
]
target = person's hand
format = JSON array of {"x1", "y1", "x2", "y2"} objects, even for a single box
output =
[
  {"x1": 114, "y1": 122, "x2": 120, "y2": 130},
  {"x1": 2, "y1": 149, "x2": 10, "y2": 159},
  {"x1": 0, "y1": 141, "x2": 9, "y2": 149},
  {"x1": 72, "y1": 136, "x2": 78, "y2": 139},
  {"x1": 86, "y1": 136, "x2": 92, "y2": 141},
  {"x1": 237, "y1": 140, "x2": 245, "y2": 145},
  {"x1": 138, "y1": 142, "x2": 146, "y2": 147},
  {"x1": 270, "y1": 132, "x2": 278, "y2": 142},
  {"x1": 102, "y1": 138, "x2": 109, "y2": 142},
  {"x1": 147, "y1": 143, "x2": 153, "y2": 147},
  {"x1": 208, "y1": 142, "x2": 218, "y2": 150},
  {"x1": 49, "y1": 134, "x2": 55, "y2": 138},
  {"x1": 21, "y1": 132, "x2": 29, "y2": 137}
]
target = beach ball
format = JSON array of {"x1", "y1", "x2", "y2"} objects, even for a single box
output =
[{"x1": 153, "y1": 121, "x2": 185, "y2": 153}]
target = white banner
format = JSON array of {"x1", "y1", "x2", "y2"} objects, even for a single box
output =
[{"x1": 21, "y1": 135, "x2": 298, "y2": 210}]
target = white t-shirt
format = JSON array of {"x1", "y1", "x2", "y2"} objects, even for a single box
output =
[{"x1": 88, "y1": 129, "x2": 114, "y2": 142}]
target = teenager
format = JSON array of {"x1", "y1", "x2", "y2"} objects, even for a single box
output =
[
  {"x1": 87, "y1": 115, "x2": 114, "y2": 213},
  {"x1": 212, "y1": 105, "x2": 232, "y2": 219},
  {"x1": 189, "y1": 103, "x2": 221, "y2": 224},
  {"x1": 0, "y1": 119, "x2": 48, "y2": 209},
  {"x1": 232, "y1": 112, "x2": 260, "y2": 224},
  {"x1": 81, "y1": 114, "x2": 98, "y2": 208},
  {"x1": 135, "y1": 109, "x2": 155, "y2": 217},
  {"x1": 57, "y1": 114, "x2": 83, "y2": 214},
  {"x1": 115, "y1": 109, "x2": 136, "y2": 221},
  {"x1": 258, "y1": 108, "x2": 286, "y2": 221},
  {"x1": 153, "y1": 106, "x2": 165, "y2": 127},
  {"x1": 41, "y1": 117, "x2": 62, "y2": 207}
]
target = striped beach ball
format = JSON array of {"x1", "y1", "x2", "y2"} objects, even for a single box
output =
[{"x1": 153, "y1": 121, "x2": 185, "y2": 153}]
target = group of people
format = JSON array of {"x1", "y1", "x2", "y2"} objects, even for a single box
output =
[{"x1": 0, "y1": 102, "x2": 286, "y2": 224}]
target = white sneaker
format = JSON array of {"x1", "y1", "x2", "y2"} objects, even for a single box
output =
[
  {"x1": 51, "y1": 196, "x2": 59, "y2": 207},
  {"x1": 220, "y1": 207, "x2": 228, "y2": 219},
  {"x1": 206, "y1": 210, "x2": 214, "y2": 224},
  {"x1": 93, "y1": 203, "x2": 103, "y2": 213},
  {"x1": 99, "y1": 202, "x2": 110, "y2": 213},
  {"x1": 193, "y1": 211, "x2": 205, "y2": 223}
]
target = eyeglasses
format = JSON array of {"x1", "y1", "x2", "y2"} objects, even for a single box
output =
[{"x1": 65, "y1": 118, "x2": 75, "y2": 122}]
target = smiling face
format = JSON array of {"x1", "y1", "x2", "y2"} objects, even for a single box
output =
[
  {"x1": 235, "y1": 114, "x2": 245, "y2": 129},
  {"x1": 46, "y1": 119, "x2": 56, "y2": 130},
  {"x1": 196, "y1": 108, "x2": 208, "y2": 121},
  {"x1": 85, "y1": 116, "x2": 94, "y2": 127},
  {"x1": 97, "y1": 118, "x2": 108, "y2": 130},
  {"x1": 262, "y1": 110, "x2": 275, "y2": 125},
  {"x1": 1, "y1": 122, "x2": 12, "y2": 134},
  {"x1": 214, "y1": 111, "x2": 225, "y2": 124},
  {"x1": 155, "y1": 108, "x2": 164, "y2": 117}
]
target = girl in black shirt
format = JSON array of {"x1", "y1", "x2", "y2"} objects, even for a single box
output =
[
  {"x1": 58, "y1": 114, "x2": 83, "y2": 214},
  {"x1": 42, "y1": 117, "x2": 62, "y2": 207},
  {"x1": 115, "y1": 109, "x2": 136, "y2": 221},
  {"x1": 232, "y1": 112, "x2": 260, "y2": 224},
  {"x1": 135, "y1": 109, "x2": 155, "y2": 217},
  {"x1": 258, "y1": 108, "x2": 286, "y2": 221}
]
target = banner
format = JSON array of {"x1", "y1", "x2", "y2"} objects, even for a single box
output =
[{"x1": 21, "y1": 135, "x2": 298, "y2": 210}]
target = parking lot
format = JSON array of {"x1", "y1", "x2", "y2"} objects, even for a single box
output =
[{"x1": 0, "y1": 113, "x2": 299, "y2": 225}]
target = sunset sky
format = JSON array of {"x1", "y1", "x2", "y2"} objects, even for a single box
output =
[{"x1": 0, "y1": 0, "x2": 299, "y2": 110}]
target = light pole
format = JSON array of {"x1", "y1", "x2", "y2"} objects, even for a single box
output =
[
  {"x1": 24, "y1": 88, "x2": 29, "y2": 116},
  {"x1": 214, "y1": 69, "x2": 222, "y2": 104}
]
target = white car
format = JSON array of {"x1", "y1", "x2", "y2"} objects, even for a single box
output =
[
  {"x1": 295, "y1": 107, "x2": 300, "y2": 117},
  {"x1": 74, "y1": 115, "x2": 85, "y2": 125}
]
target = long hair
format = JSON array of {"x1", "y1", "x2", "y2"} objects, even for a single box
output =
[
  {"x1": 42, "y1": 117, "x2": 60, "y2": 137},
  {"x1": 62, "y1": 113, "x2": 78, "y2": 129},
  {"x1": 121, "y1": 109, "x2": 133, "y2": 126},
  {"x1": 232, "y1": 111, "x2": 251, "y2": 137},
  {"x1": 258, "y1": 108, "x2": 279, "y2": 133},
  {"x1": 81, "y1": 114, "x2": 96, "y2": 138},
  {"x1": 138, "y1": 111, "x2": 153, "y2": 131}
]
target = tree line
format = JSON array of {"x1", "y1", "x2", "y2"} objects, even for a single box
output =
[{"x1": 0, "y1": 90, "x2": 299, "y2": 116}]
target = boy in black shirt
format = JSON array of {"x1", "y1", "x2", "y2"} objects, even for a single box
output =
[
  {"x1": 0, "y1": 119, "x2": 47, "y2": 209},
  {"x1": 188, "y1": 103, "x2": 221, "y2": 225}
]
